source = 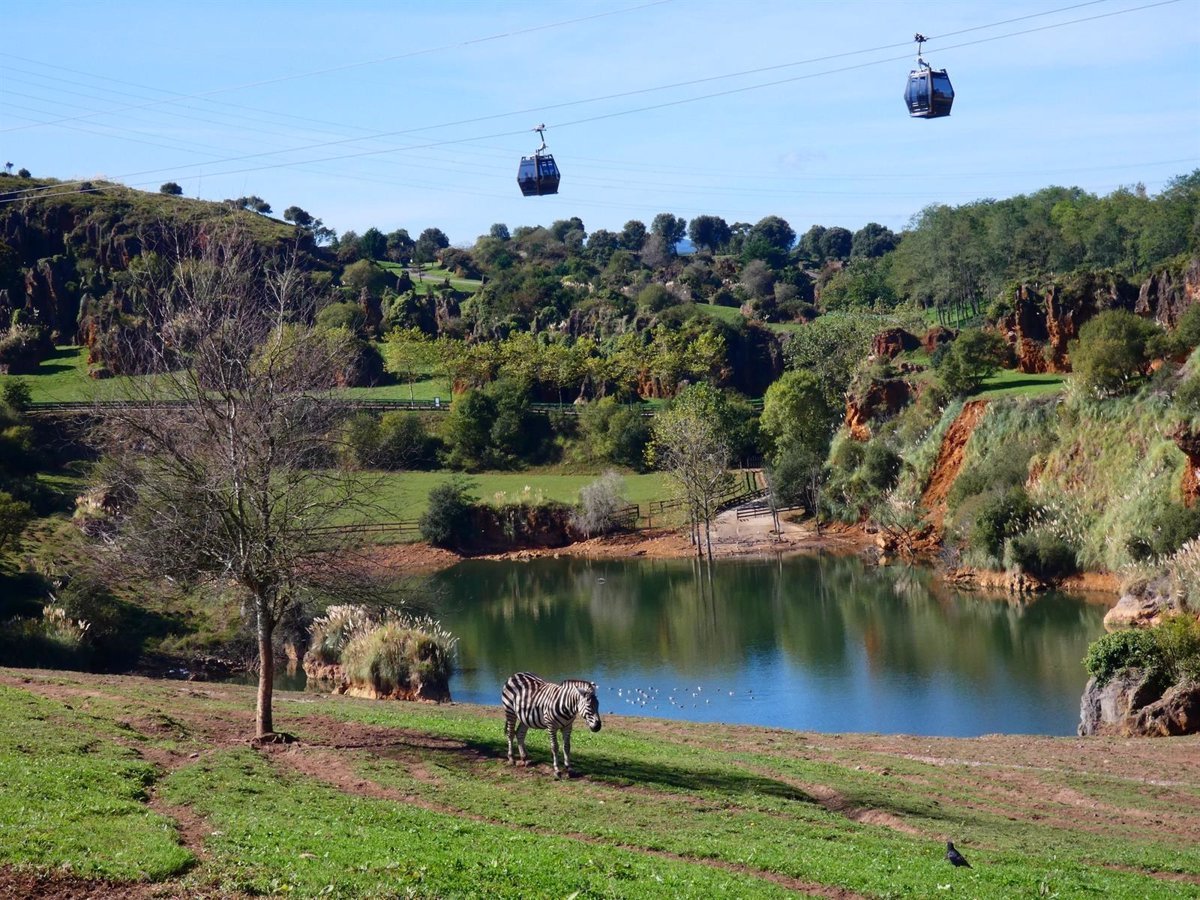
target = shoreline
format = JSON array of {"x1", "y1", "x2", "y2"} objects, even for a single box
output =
[{"x1": 366, "y1": 519, "x2": 1121, "y2": 604}]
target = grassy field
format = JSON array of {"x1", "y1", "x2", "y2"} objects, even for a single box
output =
[
  {"x1": 354, "y1": 469, "x2": 672, "y2": 524},
  {"x1": 973, "y1": 369, "x2": 1068, "y2": 399},
  {"x1": 693, "y1": 302, "x2": 747, "y2": 326},
  {"x1": 1, "y1": 669, "x2": 1198, "y2": 898},
  {"x1": 379, "y1": 261, "x2": 483, "y2": 295}
]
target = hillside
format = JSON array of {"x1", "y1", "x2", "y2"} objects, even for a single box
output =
[{"x1": 2, "y1": 668, "x2": 1198, "y2": 899}]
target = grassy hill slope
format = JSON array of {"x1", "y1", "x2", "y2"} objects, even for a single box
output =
[{"x1": 2, "y1": 669, "x2": 1198, "y2": 898}]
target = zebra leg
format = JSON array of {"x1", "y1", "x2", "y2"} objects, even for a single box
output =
[
  {"x1": 516, "y1": 723, "x2": 530, "y2": 766},
  {"x1": 549, "y1": 726, "x2": 562, "y2": 778},
  {"x1": 505, "y1": 711, "x2": 516, "y2": 765},
  {"x1": 562, "y1": 723, "x2": 574, "y2": 777}
]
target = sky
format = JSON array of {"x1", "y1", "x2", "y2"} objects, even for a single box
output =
[{"x1": 2, "y1": 0, "x2": 1198, "y2": 246}]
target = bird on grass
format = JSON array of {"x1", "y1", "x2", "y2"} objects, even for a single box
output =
[{"x1": 945, "y1": 841, "x2": 971, "y2": 868}]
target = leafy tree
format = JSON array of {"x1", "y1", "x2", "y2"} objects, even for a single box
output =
[
  {"x1": 16, "y1": 168, "x2": 31, "y2": 179},
  {"x1": 415, "y1": 227, "x2": 450, "y2": 264},
  {"x1": 489, "y1": 223, "x2": 511, "y2": 241},
  {"x1": 385, "y1": 229, "x2": 415, "y2": 263},
  {"x1": 850, "y1": 222, "x2": 897, "y2": 259},
  {"x1": 0, "y1": 490, "x2": 32, "y2": 554},
  {"x1": 159, "y1": 182, "x2": 183, "y2": 196},
  {"x1": 760, "y1": 369, "x2": 837, "y2": 466},
  {"x1": 637, "y1": 283, "x2": 676, "y2": 313},
  {"x1": 749, "y1": 215, "x2": 796, "y2": 253},
  {"x1": 936, "y1": 328, "x2": 1008, "y2": 395},
  {"x1": 688, "y1": 215, "x2": 732, "y2": 253},
  {"x1": 818, "y1": 226, "x2": 853, "y2": 261},
  {"x1": 621, "y1": 220, "x2": 648, "y2": 252},
  {"x1": 650, "y1": 213, "x2": 687, "y2": 254},
  {"x1": 797, "y1": 225, "x2": 827, "y2": 263},
  {"x1": 358, "y1": 227, "x2": 387, "y2": 261},
  {"x1": 1069, "y1": 309, "x2": 1162, "y2": 395},
  {"x1": 586, "y1": 229, "x2": 621, "y2": 266},
  {"x1": 442, "y1": 389, "x2": 496, "y2": 470},
  {"x1": 821, "y1": 257, "x2": 898, "y2": 311}
]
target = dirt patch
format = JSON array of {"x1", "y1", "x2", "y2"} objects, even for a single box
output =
[
  {"x1": 363, "y1": 541, "x2": 462, "y2": 574},
  {"x1": 0, "y1": 867, "x2": 235, "y2": 900},
  {"x1": 920, "y1": 399, "x2": 989, "y2": 532}
]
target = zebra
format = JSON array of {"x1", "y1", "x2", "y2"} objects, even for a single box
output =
[{"x1": 502, "y1": 672, "x2": 602, "y2": 778}]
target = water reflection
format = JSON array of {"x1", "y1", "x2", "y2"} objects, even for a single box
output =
[{"x1": 430, "y1": 555, "x2": 1106, "y2": 737}]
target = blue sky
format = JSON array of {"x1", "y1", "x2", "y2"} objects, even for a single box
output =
[{"x1": 3, "y1": 0, "x2": 1198, "y2": 246}]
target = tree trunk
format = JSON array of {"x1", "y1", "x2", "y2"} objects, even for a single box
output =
[{"x1": 256, "y1": 611, "x2": 275, "y2": 737}]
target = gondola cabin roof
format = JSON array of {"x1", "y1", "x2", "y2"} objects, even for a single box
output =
[
  {"x1": 517, "y1": 153, "x2": 560, "y2": 197},
  {"x1": 905, "y1": 66, "x2": 954, "y2": 119}
]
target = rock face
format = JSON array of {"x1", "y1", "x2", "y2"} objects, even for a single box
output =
[
  {"x1": 844, "y1": 378, "x2": 912, "y2": 441},
  {"x1": 1103, "y1": 581, "x2": 1176, "y2": 630},
  {"x1": 871, "y1": 328, "x2": 919, "y2": 360},
  {"x1": 1170, "y1": 424, "x2": 1200, "y2": 507},
  {"x1": 998, "y1": 274, "x2": 1138, "y2": 374},
  {"x1": 1078, "y1": 669, "x2": 1165, "y2": 736},
  {"x1": 1135, "y1": 256, "x2": 1200, "y2": 328},
  {"x1": 1079, "y1": 667, "x2": 1200, "y2": 737},
  {"x1": 922, "y1": 326, "x2": 955, "y2": 353}
]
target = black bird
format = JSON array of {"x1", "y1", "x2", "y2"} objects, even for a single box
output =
[{"x1": 945, "y1": 841, "x2": 971, "y2": 868}]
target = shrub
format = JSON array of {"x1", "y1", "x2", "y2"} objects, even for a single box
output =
[
  {"x1": 1069, "y1": 310, "x2": 1162, "y2": 396},
  {"x1": 1004, "y1": 530, "x2": 1078, "y2": 580},
  {"x1": 1084, "y1": 628, "x2": 1160, "y2": 686},
  {"x1": 935, "y1": 328, "x2": 1008, "y2": 396},
  {"x1": 572, "y1": 471, "x2": 629, "y2": 537},
  {"x1": 1175, "y1": 370, "x2": 1200, "y2": 418},
  {"x1": 419, "y1": 478, "x2": 477, "y2": 548},
  {"x1": 1084, "y1": 615, "x2": 1200, "y2": 687},
  {"x1": 54, "y1": 576, "x2": 142, "y2": 669},
  {"x1": 340, "y1": 616, "x2": 457, "y2": 699},
  {"x1": 1, "y1": 378, "x2": 31, "y2": 412},
  {"x1": 376, "y1": 412, "x2": 436, "y2": 469},
  {"x1": 860, "y1": 441, "x2": 902, "y2": 492},
  {"x1": 308, "y1": 604, "x2": 380, "y2": 665},
  {"x1": 969, "y1": 487, "x2": 1037, "y2": 560},
  {"x1": 1127, "y1": 502, "x2": 1200, "y2": 561}
]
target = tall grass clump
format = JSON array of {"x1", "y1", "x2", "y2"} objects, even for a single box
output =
[
  {"x1": 341, "y1": 614, "x2": 457, "y2": 702},
  {"x1": 0, "y1": 605, "x2": 92, "y2": 669},
  {"x1": 307, "y1": 604, "x2": 457, "y2": 702}
]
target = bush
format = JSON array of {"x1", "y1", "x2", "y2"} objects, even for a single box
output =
[
  {"x1": 1084, "y1": 615, "x2": 1200, "y2": 687},
  {"x1": 419, "y1": 478, "x2": 476, "y2": 548},
  {"x1": 1127, "y1": 502, "x2": 1200, "y2": 561},
  {"x1": 0, "y1": 605, "x2": 93, "y2": 670},
  {"x1": 1004, "y1": 531, "x2": 1078, "y2": 580},
  {"x1": 935, "y1": 328, "x2": 1008, "y2": 396},
  {"x1": 1084, "y1": 628, "x2": 1160, "y2": 686},
  {"x1": 571, "y1": 471, "x2": 629, "y2": 537},
  {"x1": 969, "y1": 487, "x2": 1037, "y2": 560},
  {"x1": 341, "y1": 616, "x2": 457, "y2": 699},
  {"x1": 1069, "y1": 310, "x2": 1162, "y2": 396},
  {"x1": 54, "y1": 576, "x2": 142, "y2": 669},
  {"x1": 308, "y1": 604, "x2": 380, "y2": 666}
]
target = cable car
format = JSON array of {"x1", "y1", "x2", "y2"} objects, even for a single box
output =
[
  {"x1": 517, "y1": 124, "x2": 560, "y2": 196},
  {"x1": 905, "y1": 33, "x2": 954, "y2": 119}
]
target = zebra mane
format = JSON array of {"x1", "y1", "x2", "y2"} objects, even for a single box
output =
[{"x1": 561, "y1": 679, "x2": 596, "y2": 693}]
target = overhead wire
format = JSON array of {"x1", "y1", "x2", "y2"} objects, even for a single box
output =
[{"x1": 0, "y1": 0, "x2": 1189, "y2": 207}]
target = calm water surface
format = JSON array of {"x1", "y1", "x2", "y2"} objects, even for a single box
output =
[{"x1": 427, "y1": 554, "x2": 1106, "y2": 737}]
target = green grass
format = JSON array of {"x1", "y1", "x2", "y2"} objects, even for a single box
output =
[
  {"x1": 356, "y1": 469, "x2": 670, "y2": 522},
  {"x1": 2, "y1": 671, "x2": 1196, "y2": 898},
  {"x1": 340, "y1": 376, "x2": 454, "y2": 402},
  {"x1": 0, "y1": 685, "x2": 194, "y2": 880},
  {"x1": 379, "y1": 261, "x2": 482, "y2": 294},
  {"x1": 693, "y1": 302, "x2": 746, "y2": 326},
  {"x1": 973, "y1": 369, "x2": 1068, "y2": 399}
]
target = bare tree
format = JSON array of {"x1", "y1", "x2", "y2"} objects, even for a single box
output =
[
  {"x1": 650, "y1": 388, "x2": 732, "y2": 561},
  {"x1": 88, "y1": 233, "x2": 376, "y2": 739}
]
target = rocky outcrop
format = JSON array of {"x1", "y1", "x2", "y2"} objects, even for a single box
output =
[
  {"x1": 1136, "y1": 256, "x2": 1200, "y2": 328},
  {"x1": 1079, "y1": 669, "x2": 1200, "y2": 737},
  {"x1": 871, "y1": 328, "x2": 919, "y2": 359},
  {"x1": 1132, "y1": 681, "x2": 1200, "y2": 736},
  {"x1": 1170, "y1": 423, "x2": 1200, "y2": 507},
  {"x1": 845, "y1": 378, "x2": 912, "y2": 441},
  {"x1": 922, "y1": 326, "x2": 955, "y2": 353},
  {"x1": 998, "y1": 274, "x2": 1138, "y2": 373},
  {"x1": 1078, "y1": 669, "x2": 1165, "y2": 736},
  {"x1": 1103, "y1": 579, "x2": 1177, "y2": 630}
]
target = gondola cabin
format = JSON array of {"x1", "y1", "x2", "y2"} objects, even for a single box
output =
[
  {"x1": 517, "y1": 153, "x2": 560, "y2": 196},
  {"x1": 905, "y1": 65, "x2": 954, "y2": 118}
]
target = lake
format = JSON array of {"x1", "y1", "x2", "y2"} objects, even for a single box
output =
[{"x1": 426, "y1": 554, "x2": 1107, "y2": 737}]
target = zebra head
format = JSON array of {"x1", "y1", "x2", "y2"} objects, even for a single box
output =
[{"x1": 578, "y1": 681, "x2": 602, "y2": 732}]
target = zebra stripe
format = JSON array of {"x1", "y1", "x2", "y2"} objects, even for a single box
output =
[{"x1": 502, "y1": 672, "x2": 602, "y2": 778}]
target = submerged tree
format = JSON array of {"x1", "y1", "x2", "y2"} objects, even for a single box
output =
[{"x1": 88, "y1": 234, "x2": 376, "y2": 739}]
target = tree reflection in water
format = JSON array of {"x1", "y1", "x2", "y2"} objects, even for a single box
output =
[{"x1": 429, "y1": 555, "x2": 1106, "y2": 736}]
